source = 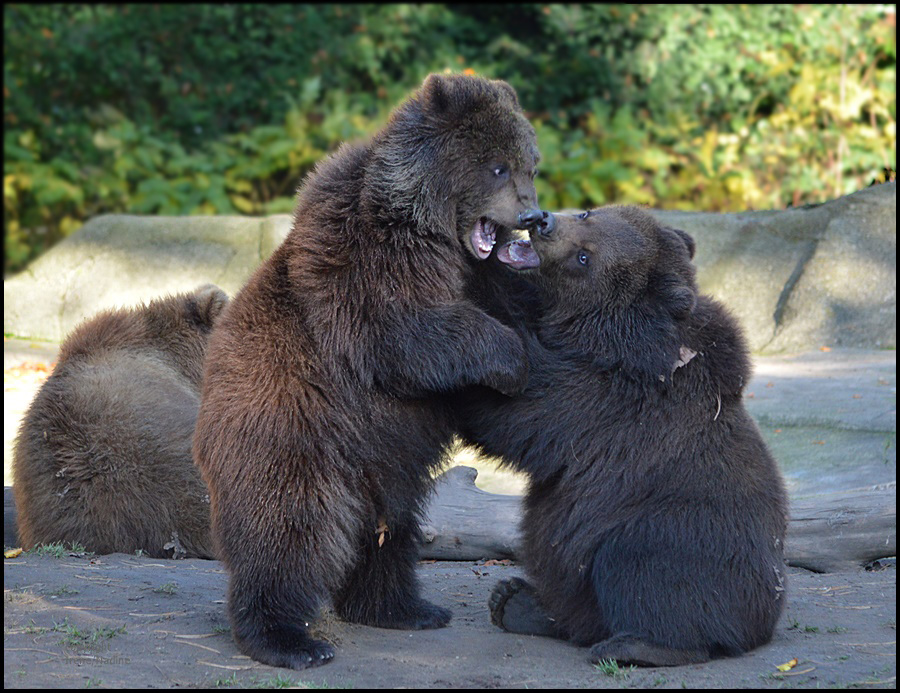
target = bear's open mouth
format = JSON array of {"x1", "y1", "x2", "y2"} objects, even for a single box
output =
[
  {"x1": 497, "y1": 239, "x2": 541, "y2": 270},
  {"x1": 470, "y1": 217, "x2": 500, "y2": 260}
]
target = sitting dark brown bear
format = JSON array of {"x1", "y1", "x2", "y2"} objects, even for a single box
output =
[
  {"x1": 458, "y1": 206, "x2": 789, "y2": 667},
  {"x1": 13, "y1": 285, "x2": 228, "y2": 559}
]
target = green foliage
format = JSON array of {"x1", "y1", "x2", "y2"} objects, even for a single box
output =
[
  {"x1": 4, "y1": 4, "x2": 895, "y2": 273},
  {"x1": 25, "y1": 541, "x2": 89, "y2": 558}
]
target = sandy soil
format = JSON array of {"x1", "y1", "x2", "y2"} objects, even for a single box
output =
[
  {"x1": 4, "y1": 552, "x2": 895, "y2": 689},
  {"x1": 4, "y1": 344, "x2": 895, "y2": 688}
]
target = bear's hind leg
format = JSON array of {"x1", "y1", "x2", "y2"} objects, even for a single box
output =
[
  {"x1": 488, "y1": 577, "x2": 561, "y2": 637},
  {"x1": 228, "y1": 571, "x2": 334, "y2": 670},
  {"x1": 333, "y1": 513, "x2": 451, "y2": 630},
  {"x1": 589, "y1": 633, "x2": 710, "y2": 668}
]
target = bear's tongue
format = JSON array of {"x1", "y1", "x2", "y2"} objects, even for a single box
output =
[
  {"x1": 470, "y1": 218, "x2": 496, "y2": 259},
  {"x1": 497, "y1": 239, "x2": 540, "y2": 270}
]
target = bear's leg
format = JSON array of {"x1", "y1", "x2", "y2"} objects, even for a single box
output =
[
  {"x1": 333, "y1": 513, "x2": 451, "y2": 629},
  {"x1": 488, "y1": 577, "x2": 560, "y2": 637},
  {"x1": 227, "y1": 570, "x2": 335, "y2": 670},
  {"x1": 589, "y1": 633, "x2": 710, "y2": 667},
  {"x1": 589, "y1": 548, "x2": 711, "y2": 667}
]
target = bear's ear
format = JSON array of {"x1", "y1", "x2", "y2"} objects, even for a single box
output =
[
  {"x1": 422, "y1": 73, "x2": 519, "y2": 118},
  {"x1": 491, "y1": 78, "x2": 520, "y2": 108},
  {"x1": 422, "y1": 73, "x2": 453, "y2": 114},
  {"x1": 665, "y1": 227, "x2": 695, "y2": 259},
  {"x1": 186, "y1": 284, "x2": 229, "y2": 331}
]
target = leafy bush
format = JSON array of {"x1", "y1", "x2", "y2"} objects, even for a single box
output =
[{"x1": 4, "y1": 4, "x2": 895, "y2": 274}]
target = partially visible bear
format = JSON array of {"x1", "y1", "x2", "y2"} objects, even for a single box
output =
[
  {"x1": 13, "y1": 285, "x2": 228, "y2": 559},
  {"x1": 459, "y1": 206, "x2": 789, "y2": 667},
  {"x1": 193, "y1": 74, "x2": 541, "y2": 669}
]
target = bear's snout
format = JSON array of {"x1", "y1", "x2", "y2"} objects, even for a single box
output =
[{"x1": 518, "y1": 209, "x2": 556, "y2": 237}]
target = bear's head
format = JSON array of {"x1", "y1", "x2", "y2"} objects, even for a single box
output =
[
  {"x1": 371, "y1": 73, "x2": 541, "y2": 261},
  {"x1": 498, "y1": 206, "x2": 699, "y2": 377},
  {"x1": 141, "y1": 284, "x2": 229, "y2": 339},
  {"x1": 58, "y1": 285, "x2": 229, "y2": 387},
  {"x1": 507, "y1": 206, "x2": 697, "y2": 317},
  {"x1": 143, "y1": 284, "x2": 230, "y2": 384}
]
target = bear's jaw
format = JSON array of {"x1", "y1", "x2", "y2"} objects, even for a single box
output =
[
  {"x1": 497, "y1": 238, "x2": 541, "y2": 270},
  {"x1": 469, "y1": 217, "x2": 500, "y2": 260}
]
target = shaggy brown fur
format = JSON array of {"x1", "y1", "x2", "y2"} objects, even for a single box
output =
[
  {"x1": 192, "y1": 74, "x2": 540, "y2": 670},
  {"x1": 13, "y1": 285, "x2": 228, "y2": 559},
  {"x1": 458, "y1": 206, "x2": 789, "y2": 667}
]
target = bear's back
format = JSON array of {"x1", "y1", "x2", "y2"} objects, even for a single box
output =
[{"x1": 12, "y1": 289, "x2": 225, "y2": 558}]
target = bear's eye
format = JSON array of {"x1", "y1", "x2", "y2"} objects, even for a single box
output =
[
  {"x1": 492, "y1": 165, "x2": 509, "y2": 178},
  {"x1": 577, "y1": 250, "x2": 590, "y2": 266},
  {"x1": 578, "y1": 211, "x2": 590, "y2": 220}
]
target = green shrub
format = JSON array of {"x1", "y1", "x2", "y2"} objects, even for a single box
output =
[{"x1": 3, "y1": 4, "x2": 895, "y2": 274}]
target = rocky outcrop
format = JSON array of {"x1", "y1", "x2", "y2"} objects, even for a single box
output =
[
  {"x1": 649, "y1": 182, "x2": 895, "y2": 352},
  {"x1": 4, "y1": 184, "x2": 895, "y2": 351}
]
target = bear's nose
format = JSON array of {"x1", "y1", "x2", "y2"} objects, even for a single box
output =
[
  {"x1": 518, "y1": 209, "x2": 556, "y2": 237},
  {"x1": 518, "y1": 209, "x2": 546, "y2": 230}
]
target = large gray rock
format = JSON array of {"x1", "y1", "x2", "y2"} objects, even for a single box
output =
[
  {"x1": 648, "y1": 182, "x2": 896, "y2": 352},
  {"x1": 4, "y1": 214, "x2": 292, "y2": 343},
  {"x1": 3, "y1": 183, "x2": 895, "y2": 351}
]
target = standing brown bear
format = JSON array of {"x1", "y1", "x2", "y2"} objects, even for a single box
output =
[
  {"x1": 13, "y1": 285, "x2": 228, "y2": 559},
  {"x1": 458, "y1": 206, "x2": 789, "y2": 667},
  {"x1": 192, "y1": 74, "x2": 540, "y2": 669}
]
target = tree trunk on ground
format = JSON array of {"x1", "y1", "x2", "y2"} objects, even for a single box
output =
[
  {"x1": 4, "y1": 468, "x2": 895, "y2": 573},
  {"x1": 419, "y1": 467, "x2": 896, "y2": 573}
]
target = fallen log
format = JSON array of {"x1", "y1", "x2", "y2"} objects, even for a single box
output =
[
  {"x1": 785, "y1": 482, "x2": 897, "y2": 572},
  {"x1": 4, "y1": 469, "x2": 895, "y2": 573},
  {"x1": 418, "y1": 467, "x2": 895, "y2": 573},
  {"x1": 420, "y1": 465, "x2": 521, "y2": 560}
]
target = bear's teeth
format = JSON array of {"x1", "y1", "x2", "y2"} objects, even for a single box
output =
[{"x1": 471, "y1": 218, "x2": 496, "y2": 258}]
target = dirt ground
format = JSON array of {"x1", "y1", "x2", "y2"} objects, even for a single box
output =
[
  {"x1": 3, "y1": 344, "x2": 895, "y2": 688},
  {"x1": 3, "y1": 552, "x2": 895, "y2": 689}
]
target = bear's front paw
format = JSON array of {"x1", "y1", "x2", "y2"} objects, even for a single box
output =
[
  {"x1": 483, "y1": 334, "x2": 529, "y2": 396},
  {"x1": 485, "y1": 361, "x2": 528, "y2": 397}
]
